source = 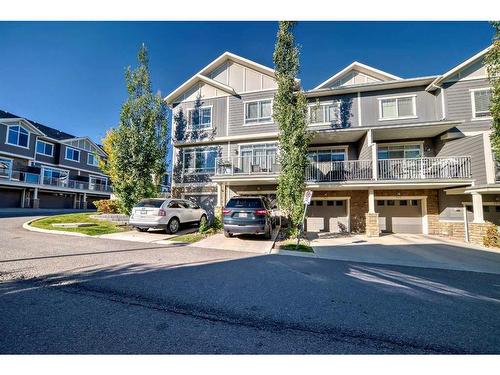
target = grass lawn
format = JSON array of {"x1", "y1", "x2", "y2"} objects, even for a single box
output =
[
  {"x1": 278, "y1": 239, "x2": 314, "y2": 253},
  {"x1": 30, "y1": 213, "x2": 126, "y2": 236},
  {"x1": 171, "y1": 229, "x2": 219, "y2": 243}
]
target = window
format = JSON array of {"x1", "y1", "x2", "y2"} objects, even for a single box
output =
[
  {"x1": 183, "y1": 147, "x2": 217, "y2": 174},
  {"x1": 307, "y1": 149, "x2": 346, "y2": 164},
  {"x1": 483, "y1": 206, "x2": 490, "y2": 213},
  {"x1": 226, "y1": 198, "x2": 265, "y2": 209},
  {"x1": 188, "y1": 106, "x2": 212, "y2": 129},
  {"x1": 135, "y1": 199, "x2": 165, "y2": 208},
  {"x1": 335, "y1": 200, "x2": 344, "y2": 206},
  {"x1": 65, "y1": 147, "x2": 80, "y2": 162},
  {"x1": 309, "y1": 102, "x2": 340, "y2": 125},
  {"x1": 0, "y1": 157, "x2": 13, "y2": 178},
  {"x1": 88, "y1": 153, "x2": 99, "y2": 166},
  {"x1": 379, "y1": 96, "x2": 416, "y2": 120},
  {"x1": 496, "y1": 206, "x2": 500, "y2": 213},
  {"x1": 6, "y1": 125, "x2": 29, "y2": 148},
  {"x1": 377, "y1": 200, "x2": 385, "y2": 206},
  {"x1": 399, "y1": 200, "x2": 408, "y2": 206},
  {"x1": 471, "y1": 88, "x2": 491, "y2": 119},
  {"x1": 239, "y1": 143, "x2": 278, "y2": 173},
  {"x1": 377, "y1": 144, "x2": 422, "y2": 160},
  {"x1": 411, "y1": 200, "x2": 419, "y2": 206},
  {"x1": 327, "y1": 201, "x2": 334, "y2": 206},
  {"x1": 89, "y1": 175, "x2": 107, "y2": 191},
  {"x1": 42, "y1": 167, "x2": 69, "y2": 186},
  {"x1": 244, "y1": 99, "x2": 272, "y2": 124},
  {"x1": 387, "y1": 200, "x2": 395, "y2": 206},
  {"x1": 316, "y1": 201, "x2": 324, "y2": 206},
  {"x1": 36, "y1": 140, "x2": 54, "y2": 156}
]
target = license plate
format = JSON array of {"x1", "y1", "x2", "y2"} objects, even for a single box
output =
[
  {"x1": 239, "y1": 212, "x2": 248, "y2": 218},
  {"x1": 140, "y1": 210, "x2": 147, "y2": 215}
]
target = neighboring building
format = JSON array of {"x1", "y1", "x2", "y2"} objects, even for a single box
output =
[
  {"x1": 0, "y1": 109, "x2": 111, "y2": 209},
  {"x1": 166, "y1": 47, "x2": 498, "y2": 244}
]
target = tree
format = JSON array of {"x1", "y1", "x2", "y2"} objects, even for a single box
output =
[
  {"x1": 486, "y1": 21, "x2": 500, "y2": 160},
  {"x1": 106, "y1": 44, "x2": 168, "y2": 214},
  {"x1": 272, "y1": 21, "x2": 311, "y2": 234}
]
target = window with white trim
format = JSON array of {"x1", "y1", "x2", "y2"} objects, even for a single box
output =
[
  {"x1": 6, "y1": 125, "x2": 29, "y2": 148},
  {"x1": 36, "y1": 140, "x2": 54, "y2": 156},
  {"x1": 183, "y1": 147, "x2": 217, "y2": 174},
  {"x1": 471, "y1": 88, "x2": 491, "y2": 118},
  {"x1": 87, "y1": 153, "x2": 99, "y2": 166},
  {"x1": 309, "y1": 102, "x2": 340, "y2": 125},
  {"x1": 377, "y1": 144, "x2": 422, "y2": 159},
  {"x1": 0, "y1": 157, "x2": 13, "y2": 178},
  {"x1": 188, "y1": 106, "x2": 212, "y2": 129},
  {"x1": 65, "y1": 146, "x2": 80, "y2": 162},
  {"x1": 379, "y1": 96, "x2": 416, "y2": 120},
  {"x1": 42, "y1": 167, "x2": 69, "y2": 186},
  {"x1": 244, "y1": 99, "x2": 272, "y2": 124},
  {"x1": 239, "y1": 143, "x2": 278, "y2": 173}
]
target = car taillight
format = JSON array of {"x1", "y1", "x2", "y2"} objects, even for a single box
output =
[
  {"x1": 158, "y1": 209, "x2": 166, "y2": 216},
  {"x1": 222, "y1": 208, "x2": 231, "y2": 215},
  {"x1": 255, "y1": 209, "x2": 267, "y2": 215}
]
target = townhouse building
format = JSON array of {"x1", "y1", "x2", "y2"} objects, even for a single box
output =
[
  {"x1": 166, "y1": 47, "x2": 498, "y2": 244},
  {"x1": 0, "y1": 109, "x2": 111, "y2": 209}
]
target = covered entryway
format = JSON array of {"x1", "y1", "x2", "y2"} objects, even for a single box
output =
[
  {"x1": 376, "y1": 198, "x2": 423, "y2": 234},
  {"x1": 38, "y1": 192, "x2": 75, "y2": 209},
  {"x1": 306, "y1": 198, "x2": 349, "y2": 233}
]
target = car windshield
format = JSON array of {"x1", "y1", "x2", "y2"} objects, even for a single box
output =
[
  {"x1": 134, "y1": 199, "x2": 165, "y2": 208},
  {"x1": 226, "y1": 198, "x2": 264, "y2": 209}
]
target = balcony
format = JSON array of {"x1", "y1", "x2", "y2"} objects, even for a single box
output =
[
  {"x1": 215, "y1": 155, "x2": 280, "y2": 176},
  {"x1": 377, "y1": 156, "x2": 471, "y2": 180},
  {"x1": 0, "y1": 169, "x2": 112, "y2": 193},
  {"x1": 306, "y1": 160, "x2": 372, "y2": 182}
]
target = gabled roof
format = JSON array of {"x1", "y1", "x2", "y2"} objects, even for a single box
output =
[
  {"x1": 313, "y1": 61, "x2": 402, "y2": 90},
  {"x1": 0, "y1": 109, "x2": 47, "y2": 137},
  {"x1": 61, "y1": 136, "x2": 107, "y2": 157},
  {"x1": 426, "y1": 45, "x2": 492, "y2": 91},
  {"x1": 164, "y1": 51, "x2": 276, "y2": 105}
]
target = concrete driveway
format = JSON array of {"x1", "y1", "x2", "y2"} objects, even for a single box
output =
[
  {"x1": 99, "y1": 227, "x2": 197, "y2": 244},
  {"x1": 308, "y1": 233, "x2": 500, "y2": 274},
  {"x1": 195, "y1": 232, "x2": 275, "y2": 253}
]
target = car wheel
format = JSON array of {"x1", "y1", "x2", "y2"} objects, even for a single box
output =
[
  {"x1": 199, "y1": 214, "x2": 208, "y2": 227},
  {"x1": 224, "y1": 231, "x2": 233, "y2": 238},
  {"x1": 166, "y1": 217, "x2": 180, "y2": 234},
  {"x1": 135, "y1": 227, "x2": 148, "y2": 232}
]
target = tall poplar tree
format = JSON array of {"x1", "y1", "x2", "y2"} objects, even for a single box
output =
[
  {"x1": 485, "y1": 21, "x2": 500, "y2": 159},
  {"x1": 106, "y1": 44, "x2": 168, "y2": 214},
  {"x1": 273, "y1": 21, "x2": 311, "y2": 233}
]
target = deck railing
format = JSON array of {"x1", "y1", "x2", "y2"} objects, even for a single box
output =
[
  {"x1": 305, "y1": 160, "x2": 373, "y2": 182},
  {"x1": 377, "y1": 156, "x2": 471, "y2": 180},
  {"x1": 215, "y1": 155, "x2": 280, "y2": 176}
]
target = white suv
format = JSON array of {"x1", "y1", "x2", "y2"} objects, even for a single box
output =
[{"x1": 129, "y1": 198, "x2": 208, "y2": 234}]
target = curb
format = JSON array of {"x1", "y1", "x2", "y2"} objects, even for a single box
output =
[{"x1": 23, "y1": 218, "x2": 92, "y2": 238}]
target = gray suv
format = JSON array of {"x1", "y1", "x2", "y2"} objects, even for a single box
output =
[{"x1": 222, "y1": 196, "x2": 274, "y2": 239}]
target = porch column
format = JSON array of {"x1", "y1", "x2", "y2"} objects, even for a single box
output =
[
  {"x1": 365, "y1": 189, "x2": 379, "y2": 237},
  {"x1": 216, "y1": 183, "x2": 222, "y2": 207},
  {"x1": 20, "y1": 189, "x2": 26, "y2": 208},
  {"x1": 73, "y1": 194, "x2": 79, "y2": 209},
  {"x1": 471, "y1": 192, "x2": 484, "y2": 223},
  {"x1": 32, "y1": 188, "x2": 39, "y2": 209},
  {"x1": 368, "y1": 188, "x2": 375, "y2": 214},
  {"x1": 369, "y1": 130, "x2": 378, "y2": 181},
  {"x1": 82, "y1": 193, "x2": 87, "y2": 210}
]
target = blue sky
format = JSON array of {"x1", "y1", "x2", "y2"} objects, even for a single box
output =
[{"x1": 0, "y1": 21, "x2": 494, "y2": 144}]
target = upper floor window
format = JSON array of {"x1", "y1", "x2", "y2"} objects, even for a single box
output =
[
  {"x1": 309, "y1": 102, "x2": 340, "y2": 125},
  {"x1": 188, "y1": 106, "x2": 212, "y2": 129},
  {"x1": 379, "y1": 95, "x2": 416, "y2": 120},
  {"x1": 87, "y1": 153, "x2": 99, "y2": 167},
  {"x1": 244, "y1": 99, "x2": 272, "y2": 124},
  {"x1": 183, "y1": 147, "x2": 217, "y2": 174},
  {"x1": 377, "y1": 143, "x2": 422, "y2": 159},
  {"x1": 6, "y1": 125, "x2": 29, "y2": 148},
  {"x1": 65, "y1": 146, "x2": 80, "y2": 162},
  {"x1": 307, "y1": 148, "x2": 346, "y2": 163},
  {"x1": 0, "y1": 157, "x2": 13, "y2": 178},
  {"x1": 36, "y1": 140, "x2": 54, "y2": 156},
  {"x1": 471, "y1": 88, "x2": 491, "y2": 119}
]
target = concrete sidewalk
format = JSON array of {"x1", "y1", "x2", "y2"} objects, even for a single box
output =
[
  {"x1": 98, "y1": 227, "x2": 197, "y2": 244},
  {"x1": 195, "y1": 231, "x2": 278, "y2": 254}
]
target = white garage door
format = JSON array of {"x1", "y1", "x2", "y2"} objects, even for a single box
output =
[
  {"x1": 306, "y1": 199, "x2": 349, "y2": 233},
  {"x1": 376, "y1": 199, "x2": 422, "y2": 234}
]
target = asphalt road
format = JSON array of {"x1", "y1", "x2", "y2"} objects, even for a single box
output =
[{"x1": 1, "y1": 213, "x2": 500, "y2": 354}]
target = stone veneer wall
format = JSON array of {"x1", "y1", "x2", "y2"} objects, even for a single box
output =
[
  {"x1": 365, "y1": 213, "x2": 380, "y2": 237},
  {"x1": 469, "y1": 222, "x2": 497, "y2": 246},
  {"x1": 436, "y1": 221, "x2": 466, "y2": 242}
]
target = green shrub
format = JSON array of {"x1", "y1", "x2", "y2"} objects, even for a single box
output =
[
  {"x1": 483, "y1": 225, "x2": 500, "y2": 248},
  {"x1": 198, "y1": 209, "x2": 223, "y2": 234},
  {"x1": 93, "y1": 199, "x2": 121, "y2": 214}
]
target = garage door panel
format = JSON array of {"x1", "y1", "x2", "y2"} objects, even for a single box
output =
[
  {"x1": 0, "y1": 189, "x2": 22, "y2": 208},
  {"x1": 306, "y1": 200, "x2": 348, "y2": 233},
  {"x1": 376, "y1": 199, "x2": 422, "y2": 234}
]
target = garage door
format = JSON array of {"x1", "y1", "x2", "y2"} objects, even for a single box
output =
[
  {"x1": 376, "y1": 199, "x2": 422, "y2": 234},
  {"x1": 186, "y1": 194, "x2": 217, "y2": 219},
  {"x1": 0, "y1": 188, "x2": 22, "y2": 208},
  {"x1": 39, "y1": 192, "x2": 74, "y2": 209},
  {"x1": 306, "y1": 199, "x2": 349, "y2": 233}
]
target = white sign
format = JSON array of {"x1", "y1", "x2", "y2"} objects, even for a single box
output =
[{"x1": 303, "y1": 190, "x2": 313, "y2": 205}]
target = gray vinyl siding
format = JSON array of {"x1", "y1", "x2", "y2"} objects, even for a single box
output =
[
  {"x1": 0, "y1": 123, "x2": 36, "y2": 158},
  {"x1": 360, "y1": 86, "x2": 440, "y2": 127},
  {"x1": 435, "y1": 134, "x2": 486, "y2": 184},
  {"x1": 228, "y1": 91, "x2": 277, "y2": 136},
  {"x1": 174, "y1": 96, "x2": 228, "y2": 139},
  {"x1": 357, "y1": 133, "x2": 372, "y2": 160},
  {"x1": 438, "y1": 190, "x2": 470, "y2": 221},
  {"x1": 35, "y1": 141, "x2": 59, "y2": 165},
  {"x1": 58, "y1": 144, "x2": 102, "y2": 174},
  {"x1": 307, "y1": 93, "x2": 359, "y2": 130},
  {"x1": 442, "y1": 78, "x2": 492, "y2": 132}
]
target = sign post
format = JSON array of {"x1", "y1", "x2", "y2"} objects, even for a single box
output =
[{"x1": 296, "y1": 190, "x2": 313, "y2": 250}]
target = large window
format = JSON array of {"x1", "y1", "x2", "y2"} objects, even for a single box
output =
[
  {"x1": 87, "y1": 153, "x2": 99, "y2": 167},
  {"x1": 377, "y1": 143, "x2": 422, "y2": 159},
  {"x1": 0, "y1": 157, "x2": 13, "y2": 178},
  {"x1": 65, "y1": 146, "x2": 80, "y2": 162},
  {"x1": 42, "y1": 167, "x2": 69, "y2": 186},
  {"x1": 239, "y1": 143, "x2": 278, "y2": 173},
  {"x1": 89, "y1": 175, "x2": 108, "y2": 191},
  {"x1": 471, "y1": 88, "x2": 491, "y2": 119},
  {"x1": 36, "y1": 140, "x2": 54, "y2": 156},
  {"x1": 6, "y1": 125, "x2": 29, "y2": 148},
  {"x1": 309, "y1": 102, "x2": 340, "y2": 125},
  {"x1": 244, "y1": 99, "x2": 272, "y2": 124},
  {"x1": 183, "y1": 147, "x2": 217, "y2": 174},
  {"x1": 307, "y1": 149, "x2": 346, "y2": 163},
  {"x1": 379, "y1": 96, "x2": 416, "y2": 120},
  {"x1": 188, "y1": 106, "x2": 212, "y2": 129}
]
